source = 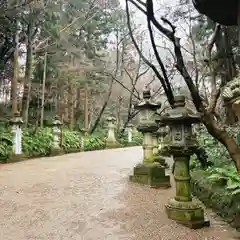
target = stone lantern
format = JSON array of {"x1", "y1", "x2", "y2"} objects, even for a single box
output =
[
  {"x1": 222, "y1": 76, "x2": 240, "y2": 121},
  {"x1": 129, "y1": 87, "x2": 170, "y2": 188},
  {"x1": 51, "y1": 115, "x2": 63, "y2": 154},
  {"x1": 126, "y1": 123, "x2": 134, "y2": 143},
  {"x1": 105, "y1": 116, "x2": 119, "y2": 148},
  {"x1": 80, "y1": 128, "x2": 88, "y2": 151},
  {"x1": 9, "y1": 112, "x2": 23, "y2": 155},
  {"x1": 160, "y1": 95, "x2": 209, "y2": 229}
]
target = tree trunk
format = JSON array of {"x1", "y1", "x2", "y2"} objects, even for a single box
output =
[
  {"x1": 40, "y1": 50, "x2": 47, "y2": 127},
  {"x1": 203, "y1": 111, "x2": 240, "y2": 171},
  {"x1": 84, "y1": 87, "x2": 89, "y2": 131},
  {"x1": 89, "y1": 80, "x2": 113, "y2": 134},
  {"x1": 74, "y1": 88, "x2": 81, "y2": 122},
  {"x1": 21, "y1": 18, "x2": 33, "y2": 125},
  {"x1": 57, "y1": 84, "x2": 64, "y2": 122},
  {"x1": 11, "y1": 21, "x2": 19, "y2": 114},
  {"x1": 68, "y1": 82, "x2": 73, "y2": 130}
]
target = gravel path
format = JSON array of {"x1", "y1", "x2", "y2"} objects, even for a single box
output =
[{"x1": 0, "y1": 147, "x2": 239, "y2": 240}]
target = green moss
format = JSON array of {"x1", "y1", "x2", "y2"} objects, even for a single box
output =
[{"x1": 130, "y1": 162, "x2": 170, "y2": 188}]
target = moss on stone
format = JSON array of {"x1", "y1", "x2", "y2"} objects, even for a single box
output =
[{"x1": 130, "y1": 162, "x2": 171, "y2": 188}]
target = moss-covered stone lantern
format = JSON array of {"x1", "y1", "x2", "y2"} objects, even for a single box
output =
[
  {"x1": 160, "y1": 95, "x2": 209, "y2": 229},
  {"x1": 105, "y1": 116, "x2": 120, "y2": 148},
  {"x1": 51, "y1": 115, "x2": 63, "y2": 155},
  {"x1": 222, "y1": 75, "x2": 240, "y2": 121},
  {"x1": 129, "y1": 87, "x2": 170, "y2": 188}
]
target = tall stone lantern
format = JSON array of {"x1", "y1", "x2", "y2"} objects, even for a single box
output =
[
  {"x1": 51, "y1": 115, "x2": 63, "y2": 155},
  {"x1": 9, "y1": 112, "x2": 23, "y2": 155},
  {"x1": 160, "y1": 95, "x2": 209, "y2": 229},
  {"x1": 129, "y1": 87, "x2": 170, "y2": 188},
  {"x1": 105, "y1": 116, "x2": 119, "y2": 148}
]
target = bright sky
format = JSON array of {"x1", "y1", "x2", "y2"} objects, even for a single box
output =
[{"x1": 118, "y1": 0, "x2": 195, "y2": 91}]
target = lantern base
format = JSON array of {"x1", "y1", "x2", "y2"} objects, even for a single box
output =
[
  {"x1": 165, "y1": 198, "x2": 210, "y2": 229},
  {"x1": 50, "y1": 147, "x2": 64, "y2": 156},
  {"x1": 105, "y1": 140, "x2": 122, "y2": 149},
  {"x1": 129, "y1": 162, "x2": 171, "y2": 188}
]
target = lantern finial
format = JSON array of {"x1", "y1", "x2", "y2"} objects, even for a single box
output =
[
  {"x1": 143, "y1": 85, "x2": 151, "y2": 100},
  {"x1": 174, "y1": 95, "x2": 186, "y2": 108}
]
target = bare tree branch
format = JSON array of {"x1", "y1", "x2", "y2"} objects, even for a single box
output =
[
  {"x1": 126, "y1": 0, "x2": 174, "y2": 107},
  {"x1": 146, "y1": 0, "x2": 174, "y2": 106}
]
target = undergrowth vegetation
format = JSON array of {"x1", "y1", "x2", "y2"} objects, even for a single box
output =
[
  {"x1": 0, "y1": 126, "x2": 142, "y2": 162},
  {"x1": 190, "y1": 126, "x2": 240, "y2": 197}
]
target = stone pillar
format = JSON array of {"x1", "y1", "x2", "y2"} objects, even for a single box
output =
[
  {"x1": 152, "y1": 132, "x2": 158, "y2": 157},
  {"x1": 161, "y1": 95, "x2": 209, "y2": 229},
  {"x1": 143, "y1": 132, "x2": 154, "y2": 163},
  {"x1": 127, "y1": 124, "x2": 134, "y2": 143},
  {"x1": 105, "y1": 117, "x2": 120, "y2": 148},
  {"x1": 80, "y1": 136, "x2": 84, "y2": 150},
  {"x1": 51, "y1": 116, "x2": 63, "y2": 155},
  {"x1": 129, "y1": 86, "x2": 170, "y2": 188},
  {"x1": 10, "y1": 112, "x2": 23, "y2": 155}
]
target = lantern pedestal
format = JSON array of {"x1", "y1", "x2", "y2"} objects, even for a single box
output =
[
  {"x1": 165, "y1": 149, "x2": 209, "y2": 229},
  {"x1": 130, "y1": 126, "x2": 170, "y2": 188},
  {"x1": 166, "y1": 198, "x2": 209, "y2": 229},
  {"x1": 129, "y1": 162, "x2": 170, "y2": 189}
]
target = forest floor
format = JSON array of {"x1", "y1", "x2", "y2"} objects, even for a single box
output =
[{"x1": 0, "y1": 147, "x2": 239, "y2": 240}]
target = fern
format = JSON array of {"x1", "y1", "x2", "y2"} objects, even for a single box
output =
[{"x1": 207, "y1": 166, "x2": 240, "y2": 196}]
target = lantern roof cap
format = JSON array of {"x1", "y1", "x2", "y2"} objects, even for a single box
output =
[
  {"x1": 160, "y1": 95, "x2": 201, "y2": 124},
  {"x1": 192, "y1": 0, "x2": 237, "y2": 26},
  {"x1": 134, "y1": 86, "x2": 161, "y2": 110}
]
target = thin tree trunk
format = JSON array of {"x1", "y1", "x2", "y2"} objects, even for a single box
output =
[
  {"x1": 84, "y1": 86, "x2": 89, "y2": 130},
  {"x1": 11, "y1": 20, "x2": 19, "y2": 114},
  {"x1": 74, "y1": 88, "x2": 81, "y2": 122},
  {"x1": 40, "y1": 50, "x2": 47, "y2": 127},
  {"x1": 89, "y1": 79, "x2": 113, "y2": 134},
  {"x1": 68, "y1": 82, "x2": 74, "y2": 130},
  {"x1": 22, "y1": 17, "x2": 33, "y2": 125}
]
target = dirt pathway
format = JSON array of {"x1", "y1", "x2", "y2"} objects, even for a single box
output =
[{"x1": 0, "y1": 147, "x2": 239, "y2": 240}]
